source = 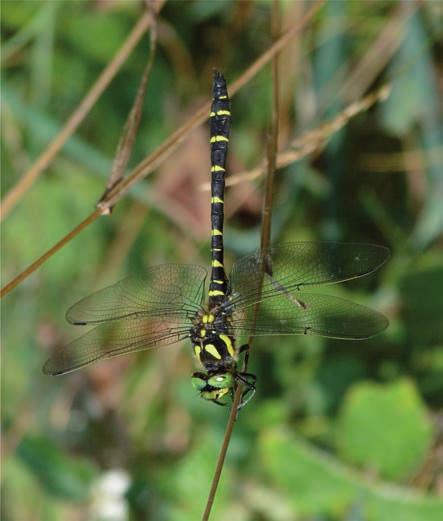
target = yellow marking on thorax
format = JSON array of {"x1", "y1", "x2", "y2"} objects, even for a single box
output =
[
  {"x1": 210, "y1": 135, "x2": 229, "y2": 143},
  {"x1": 219, "y1": 334, "x2": 235, "y2": 357},
  {"x1": 204, "y1": 343, "x2": 222, "y2": 359},
  {"x1": 199, "y1": 329, "x2": 206, "y2": 337},
  {"x1": 208, "y1": 290, "x2": 224, "y2": 297},
  {"x1": 212, "y1": 229, "x2": 223, "y2": 236},
  {"x1": 202, "y1": 314, "x2": 215, "y2": 324},
  {"x1": 194, "y1": 344, "x2": 201, "y2": 358},
  {"x1": 211, "y1": 197, "x2": 224, "y2": 204},
  {"x1": 212, "y1": 260, "x2": 223, "y2": 268},
  {"x1": 211, "y1": 165, "x2": 225, "y2": 172}
]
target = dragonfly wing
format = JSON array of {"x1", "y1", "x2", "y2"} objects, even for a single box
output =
[
  {"x1": 229, "y1": 242, "x2": 389, "y2": 307},
  {"x1": 43, "y1": 315, "x2": 191, "y2": 375},
  {"x1": 230, "y1": 292, "x2": 388, "y2": 340},
  {"x1": 66, "y1": 264, "x2": 207, "y2": 325}
]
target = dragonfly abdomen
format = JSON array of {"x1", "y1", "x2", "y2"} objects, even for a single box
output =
[{"x1": 209, "y1": 71, "x2": 231, "y2": 303}]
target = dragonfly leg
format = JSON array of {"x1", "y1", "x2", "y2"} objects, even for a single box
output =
[
  {"x1": 237, "y1": 372, "x2": 257, "y2": 386},
  {"x1": 236, "y1": 371, "x2": 257, "y2": 410},
  {"x1": 238, "y1": 343, "x2": 249, "y2": 354},
  {"x1": 237, "y1": 343, "x2": 251, "y2": 369}
]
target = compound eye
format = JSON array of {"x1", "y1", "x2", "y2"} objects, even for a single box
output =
[
  {"x1": 208, "y1": 372, "x2": 234, "y2": 389},
  {"x1": 191, "y1": 374, "x2": 207, "y2": 391}
]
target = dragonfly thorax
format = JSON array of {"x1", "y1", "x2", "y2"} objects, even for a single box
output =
[
  {"x1": 189, "y1": 307, "x2": 239, "y2": 405},
  {"x1": 190, "y1": 308, "x2": 236, "y2": 371}
]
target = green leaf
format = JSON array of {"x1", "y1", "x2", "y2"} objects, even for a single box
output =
[
  {"x1": 17, "y1": 436, "x2": 99, "y2": 501},
  {"x1": 336, "y1": 379, "x2": 433, "y2": 480},
  {"x1": 260, "y1": 428, "x2": 442, "y2": 521}
]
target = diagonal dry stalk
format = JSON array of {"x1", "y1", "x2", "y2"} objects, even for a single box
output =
[
  {"x1": 200, "y1": 385, "x2": 242, "y2": 521},
  {"x1": 0, "y1": 0, "x2": 324, "y2": 299},
  {"x1": 0, "y1": 211, "x2": 102, "y2": 298},
  {"x1": 201, "y1": 2, "x2": 282, "y2": 519},
  {"x1": 338, "y1": 0, "x2": 412, "y2": 103},
  {"x1": 97, "y1": 0, "x2": 159, "y2": 214},
  {"x1": 1, "y1": 2, "x2": 165, "y2": 221}
]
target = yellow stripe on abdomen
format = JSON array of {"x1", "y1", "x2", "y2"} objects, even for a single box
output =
[
  {"x1": 208, "y1": 289, "x2": 224, "y2": 297},
  {"x1": 210, "y1": 135, "x2": 229, "y2": 143}
]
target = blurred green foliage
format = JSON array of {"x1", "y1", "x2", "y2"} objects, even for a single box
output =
[
  {"x1": 260, "y1": 429, "x2": 443, "y2": 521},
  {"x1": 1, "y1": 1, "x2": 442, "y2": 520},
  {"x1": 336, "y1": 379, "x2": 432, "y2": 480},
  {"x1": 17, "y1": 436, "x2": 99, "y2": 501}
]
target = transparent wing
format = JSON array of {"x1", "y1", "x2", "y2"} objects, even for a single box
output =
[
  {"x1": 229, "y1": 242, "x2": 389, "y2": 308},
  {"x1": 66, "y1": 264, "x2": 207, "y2": 325},
  {"x1": 230, "y1": 292, "x2": 388, "y2": 340},
  {"x1": 43, "y1": 314, "x2": 191, "y2": 375}
]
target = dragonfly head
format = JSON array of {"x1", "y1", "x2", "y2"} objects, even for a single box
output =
[{"x1": 191, "y1": 371, "x2": 234, "y2": 405}]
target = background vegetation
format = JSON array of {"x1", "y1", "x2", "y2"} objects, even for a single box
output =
[{"x1": 2, "y1": 1, "x2": 442, "y2": 520}]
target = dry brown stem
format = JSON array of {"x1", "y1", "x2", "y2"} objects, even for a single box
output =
[{"x1": 98, "y1": 1, "x2": 160, "y2": 214}]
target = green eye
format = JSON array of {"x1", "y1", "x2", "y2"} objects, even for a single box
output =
[
  {"x1": 208, "y1": 372, "x2": 234, "y2": 389},
  {"x1": 191, "y1": 375, "x2": 207, "y2": 391}
]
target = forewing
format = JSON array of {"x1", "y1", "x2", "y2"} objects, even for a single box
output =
[
  {"x1": 229, "y1": 242, "x2": 389, "y2": 307},
  {"x1": 231, "y1": 292, "x2": 388, "y2": 340},
  {"x1": 66, "y1": 264, "x2": 207, "y2": 325},
  {"x1": 43, "y1": 314, "x2": 191, "y2": 375}
]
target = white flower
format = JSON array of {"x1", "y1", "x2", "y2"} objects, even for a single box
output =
[{"x1": 90, "y1": 469, "x2": 131, "y2": 521}]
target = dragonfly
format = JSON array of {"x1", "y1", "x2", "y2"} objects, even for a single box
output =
[{"x1": 44, "y1": 72, "x2": 390, "y2": 407}]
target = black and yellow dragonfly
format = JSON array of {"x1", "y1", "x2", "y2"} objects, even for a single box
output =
[{"x1": 44, "y1": 72, "x2": 389, "y2": 407}]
